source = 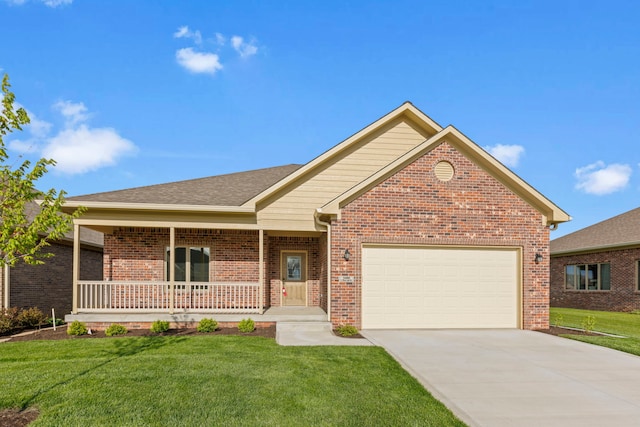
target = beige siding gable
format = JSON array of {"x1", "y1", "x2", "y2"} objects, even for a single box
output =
[{"x1": 256, "y1": 119, "x2": 429, "y2": 230}]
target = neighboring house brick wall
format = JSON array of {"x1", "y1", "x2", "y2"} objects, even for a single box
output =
[
  {"x1": 267, "y1": 236, "x2": 322, "y2": 307},
  {"x1": 9, "y1": 242, "x2": 103, "y2": 315},
  {"x1": 331, "y1": 142, "x2": 550, "y2": 330},
  {"x1": 551, "y1": 248, "x2": 640, "y2": 311}
]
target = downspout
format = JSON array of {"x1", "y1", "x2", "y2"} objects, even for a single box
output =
[{"x1": 314, "y1": 209, "x2": 331, "y2": 323}]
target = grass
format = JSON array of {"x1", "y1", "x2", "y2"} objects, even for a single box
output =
[
  {"x1": 0, "y1": 335, "x2": 465, "y2": 426},
  {"x1": 550, "y1": 307, "x2": 640, "y2": 356}
]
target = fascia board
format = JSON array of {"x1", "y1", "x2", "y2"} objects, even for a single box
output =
[
  {"x1": 58, "y1": 200, "x2": 255, "y2": 214},
  {"x1": 322, "y1": 126, "x2": 570, "y2": 225},
  {"x1": 242, "y1": 102, "x2": 443, "y2": 209}
]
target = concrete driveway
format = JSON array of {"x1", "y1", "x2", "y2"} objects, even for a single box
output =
[{"x1": 362, "y1": 329, "x2": 640, "y2": 427}]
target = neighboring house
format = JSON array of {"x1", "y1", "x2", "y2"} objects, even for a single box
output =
[
  {"x1": 550, "y1": 207, "x2": 640, "y2": 312},
  {"x1": 0, "y1": 202, "x2": 104, "y2": 316},
  {"x1": 61, "y1": 102, "x2": 569, "y2": 330}
]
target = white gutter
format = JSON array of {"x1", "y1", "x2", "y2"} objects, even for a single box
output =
[
  {"x1": 314, "y1": 208, "x2": 332, "y2": 323},
  {"x1": 53, "y1": 200, "x2": 255, "y2": 214}
]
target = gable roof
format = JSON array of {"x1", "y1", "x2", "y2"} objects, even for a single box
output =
[
  {"x1": 321, "y1": 125, "x2": 570, "y2": 226},
  {"x1": 24, "y1": 201, "x2": 103, "y2": 248},
  {"x1": 243, "y1": 102, "x2": 443, "y2": 208},
  {"x1": 67, "y1": 164, "x2": 303, "y2": 207},
  {"x1": 551, "y1": 207, "x2": 640, "y2": 255}
]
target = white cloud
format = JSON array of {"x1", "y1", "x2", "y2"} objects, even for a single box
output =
[
  {"x1": 231, "y1": 35, "x2": 258, "y2": 58},
  {"x1": 176, "y1": 48, "x2": 222, "y2": 75},
  {"x1": 8, "y1": 100, "x2": 136, "y2": 175},
  {"x1": 42, "y1": 0, "x2": 72, "y2": 6},
  {"x1": 43, "y1": 125, "x2": 136, "y2": 174},
  {"x1": 173, "y1": 25, "x2": 202, "y2": 44},
  {"x1": 215, "y1": 32, "x2": 226, "y2": 46},
  {"x1": 575, "y1": 161, "x2": 631, "y2": 195},
  {"x1": 53, "y1": 100, "x2": 90, "y2": 126},
  {"x1": 484, "y1": 144, "x2": 525, "y2": 168},
  {"x1": 5, "y1": 0, "x2": 72, "y2": 6}
]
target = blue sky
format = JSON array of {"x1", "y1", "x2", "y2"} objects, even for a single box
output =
[{"x1": 1, "y1": 1, "x2": 639, "y2": 238}]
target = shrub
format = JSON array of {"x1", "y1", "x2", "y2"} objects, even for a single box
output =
[
  {"x1": 581, "y1": 315, "x2": 597, "y2": 333},
  {"x1": 0, "y1": 308, "x2": 20, "y2": 334},
  {"x1": 46, "y1": 317, "x2": 65, "y2": 327},
  {"x1": 552, "y1": 313, "x2": 564, "y2": 328},
  {"x1": 67, "y1": 320, "x2": 88, "y2": 336},
  {"x1": 336, "y1": 324, "x2": 359, "y2": 337},
  {"x1": 105, "y1": 324, "x2": 128, "y2": 337},
  {"x1": 17, "y1": 307, "x2": 47, "y2": 328},
  {"x1": 238, "y1": 318, "x2": 255, "y2": 333},
  {"x1": 150, "y1": 320, "x2": 170, "y2": 334},
  {"x1": 197, "y1": 318, "x2": 218, "y2": 333}
]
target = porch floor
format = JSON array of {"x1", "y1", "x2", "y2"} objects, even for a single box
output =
[{"x1": 65, "y1": 306, "x2": 328, "y2": 325}]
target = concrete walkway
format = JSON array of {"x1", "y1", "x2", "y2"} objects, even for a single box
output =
[
  {"x1": 276, "y1": 321, "x2": 372, "y2": 346},
  {"x1": 362, "y1": 329, "x2": 640, "y2": 427}
]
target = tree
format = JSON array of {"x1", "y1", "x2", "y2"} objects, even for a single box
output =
[{"x1": 0, "y1": 73, "x2": 84, "y2": 267}]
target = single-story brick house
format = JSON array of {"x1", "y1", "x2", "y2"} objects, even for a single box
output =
[
  {"x1": 61, "y1": 102, "x2": 569, "y2": 330},
  {"x1": 551, "y1": 206, "x2": 640, "y2": 311},
  {"x1": 0, "y1": 202, "x2": 103, "y2": 316}
]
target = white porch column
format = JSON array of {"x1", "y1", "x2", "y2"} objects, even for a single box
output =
[
  {"x1": 169, "y1": 227, "x2": 175, "y2": 314},
  {"x1": 72, "y1": 223, "x2": 80, "y2": 314},
  {"x1": 259, "y1": 229, "x2": 264, "y2": 313}
]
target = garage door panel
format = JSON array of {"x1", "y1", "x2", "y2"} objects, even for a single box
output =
[{"x1": 362, "y1": 246, "x2": 519, "y2": 329}]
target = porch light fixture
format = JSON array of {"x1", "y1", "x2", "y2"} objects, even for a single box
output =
[
  {"x1": 343, "y1": 249, "x2": 351, "y2": 261},
  {"x1": 534, "y1": 253, "x2": 543, "y2": 264}
]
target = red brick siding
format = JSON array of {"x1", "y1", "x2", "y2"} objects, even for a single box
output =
[
  {"x1": 9, "y1": 242, "x2": 103, "y2": 315},
  {"x1": 103, "y1": 228, "x2": 263, "y2": 309},
  {"x1": 331, "y1": 142, "x2": 550, "y2": 330},
  {"x1": 104, "y1": 228, "x2": 260, "y2": 283},
  {"x1": 551, "y1": 248, "x2": 640, "y2": 311},
  {"x1": 267, "y1": 236, "x2": 322, "y2": 307}
]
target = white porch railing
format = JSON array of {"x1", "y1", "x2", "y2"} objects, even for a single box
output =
[{"x1": 77, "y1": 281, "x2": 262, "y2": 313}]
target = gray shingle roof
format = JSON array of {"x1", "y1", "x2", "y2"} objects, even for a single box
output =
[
  {"x1": 551, "y1": 207, "x2": 640, "y2": 254},
  {"x1": 68, "y1": 164, "x2": 303, "y2": 206},
  {"x1": 22, "y1": 201, "x2": 104, "y2": 247}
]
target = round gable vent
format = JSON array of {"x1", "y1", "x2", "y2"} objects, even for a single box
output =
[{"x1": 434, "y1": 161, "x2": 454, "y2": 181}]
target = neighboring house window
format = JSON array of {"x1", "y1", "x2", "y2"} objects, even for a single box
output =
[
  {"x1": 565, "y1": 263, "x2": 610, "y2": 290},
  {"x1": 165, "y1": 247, "x2": 210, "y2": 282}
]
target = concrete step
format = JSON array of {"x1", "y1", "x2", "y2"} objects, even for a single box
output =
[{"x1": 276, "y1": 321, "x2": 333, "y2": 333}]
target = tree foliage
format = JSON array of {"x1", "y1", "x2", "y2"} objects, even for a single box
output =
[{"x1": 0, "y1": 73, "x2": 84, "y2": 267}]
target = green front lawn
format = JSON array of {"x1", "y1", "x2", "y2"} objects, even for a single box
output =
[
  {"x1": 0, "y1": 335, "x2": 465, "y2": 426},
  {"x1": 550, "y1": 307, "x2": 640, "y2": 356}
]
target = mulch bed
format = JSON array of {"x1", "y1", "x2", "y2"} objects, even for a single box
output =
[
  {"x1": 4, "y1": 324, "x2": 276, "y2": 342},
  {"x1": 536, "y1": 326, "x2": 600, "y2": 337}
]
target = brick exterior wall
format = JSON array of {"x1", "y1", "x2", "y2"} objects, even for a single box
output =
[
  {"x1": 330, "y1": 142, "x2": 551, "y2": 330},
  {"x1": 8, "y1": 242, "x2": 103, "y2": 315},
  {"x1": 551, "y1": 248, "x2": 640, "y2": 311},
  {"x1": 104, "y1": 228, "x2": 260, "y2": 282},
  {"x1": 267, "y1": 236, "x2": 322, "y2": 307}
]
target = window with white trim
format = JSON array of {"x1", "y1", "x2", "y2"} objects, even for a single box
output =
[
  {"x1": 565, "y1": 263, "x2": 610, "y2": 291},
  {"x1": 165, "y1": 247, "x2": 210, "y2": 282}
]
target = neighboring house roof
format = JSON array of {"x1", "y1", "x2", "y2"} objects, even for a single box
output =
[
  {"x1": 68, "y1": 164, "x2": 302, "y2": 207},
  {"x1": 551, "y1": 207, "x2": 640, "y2": 255},
  {"x1": 24, "y1": 201, "x2": 104, "y2": 248}
]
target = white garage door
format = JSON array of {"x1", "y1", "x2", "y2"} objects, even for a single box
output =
[{"x1": 362, "y1": 246, "x2": 520, "y2": 329}]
